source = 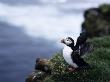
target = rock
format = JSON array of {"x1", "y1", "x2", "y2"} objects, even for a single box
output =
[
  {"x1": 25, "y1": 58, "x2": 51, "y2": 82},
  {"x1": 25, "y1": 70, "x2": 47, "y2": 82},
  {"x1": 35, "y1": 58, "x2": 51, "y2": 74},
  {"x1": 82, "y1": 4, "x2": 110, "y2": 38}
]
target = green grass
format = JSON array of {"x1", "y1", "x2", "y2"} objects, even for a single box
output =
[{"x1": 44, "y1": 36, "x2": 110, "y2": 82}]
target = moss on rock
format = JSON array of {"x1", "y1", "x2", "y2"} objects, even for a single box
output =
[
  {"x1": 82, "y1": 4, "x2": 110, "y2": 37},
  {"x1": 45, "y1": 36, "x2": 110, "y2": 82}
]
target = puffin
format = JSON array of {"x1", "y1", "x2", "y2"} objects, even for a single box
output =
[{"x1": 61, "y1": 37, "x2": 89, "y2": 71}]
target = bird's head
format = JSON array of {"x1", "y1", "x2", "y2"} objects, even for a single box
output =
[{"x1": 61, "y1": 37, "x2": 74, "y2": 46}]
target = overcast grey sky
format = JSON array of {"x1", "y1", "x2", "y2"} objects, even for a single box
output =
[
  {"x1": 0, "y1": 0, "x2": 110, "y2": 42},
  {"x1": 0, "y1": 0, "x2": 110, "y2": 5}
]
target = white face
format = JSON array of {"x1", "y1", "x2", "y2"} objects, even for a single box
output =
[
  {"x1": 64, "y1": 38, "x2": 73, "y2": 45},
  {"x1": 61, "y1": 37, "x2": 75, "y2": 46}
]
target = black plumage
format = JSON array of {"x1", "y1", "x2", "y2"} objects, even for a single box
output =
[
  {"x1": 74, "y1": 32, "x2": 88, "y2": 51},
  {"x1": 71, "y1": 51, "x2": 89, "y2": 68}
]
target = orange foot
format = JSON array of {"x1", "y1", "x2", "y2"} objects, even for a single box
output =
[{"x1": 68, "y1": 67, "x2": 77, "y2": 72}]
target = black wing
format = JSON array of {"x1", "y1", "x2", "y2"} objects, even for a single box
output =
[
  {"x1": 71, "y1": 51, "x2": 89, "y2": 67},
  {"x1": 74, "y1": 32, "x2": 88, "y2": 50}
]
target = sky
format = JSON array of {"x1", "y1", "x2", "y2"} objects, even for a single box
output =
[
  {"x1": 0, "y1": 0, "x2": 110, "y2": 5},
  {"x1": 0, "y1": 0, "x2": 110, "y2": 43}
]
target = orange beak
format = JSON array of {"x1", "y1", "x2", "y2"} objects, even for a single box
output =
[{"x1": 61, "y1": 39, "x2": 65, "y2": 43}]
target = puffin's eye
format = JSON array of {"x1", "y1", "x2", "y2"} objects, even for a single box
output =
[{"x1": 67, "y1": 39, "x2": 69, "y2": 41}]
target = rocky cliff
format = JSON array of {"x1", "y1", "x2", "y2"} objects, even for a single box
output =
[{"x1": 82, "y1": 4, "x2": 110, "y2": 37}]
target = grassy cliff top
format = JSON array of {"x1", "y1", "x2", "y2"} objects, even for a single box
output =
[{"x1": 44, "y1": 36, "x2": 110, "y2": 82}]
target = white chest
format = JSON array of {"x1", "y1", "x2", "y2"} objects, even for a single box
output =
[{"x1": 63, "y1": 45, "x2": 78, "y2": 68}]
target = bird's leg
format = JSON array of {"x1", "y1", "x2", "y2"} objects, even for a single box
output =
[{"x1": 67, "y1": 65, "x2": 77, "y2": 72}]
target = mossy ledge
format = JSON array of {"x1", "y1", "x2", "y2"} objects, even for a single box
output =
[{"x1": 44, "y1": 36, "x2": 110, "y2": 82}]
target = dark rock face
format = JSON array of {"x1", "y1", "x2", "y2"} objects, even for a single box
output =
[
  {"x1": 25, "y1": 70, "x2": 47, "y2": 82},
  {"x1": 35, "y1": 58, "x2": 51, "y2": 74},
  {"x1": 26, "y1": 58, "x2": 51, "y2": 82},
  {"x1": 82, "y1": 4, "x2": 110, "y2": 37}
]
